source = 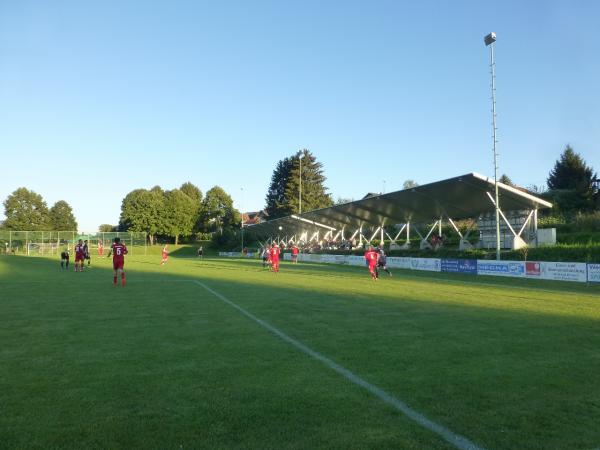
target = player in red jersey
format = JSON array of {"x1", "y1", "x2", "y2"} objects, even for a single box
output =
[
  {"x1": 364, "y1": 245, "x2": 379, "y2": 281},
  {"x1": 161, "y1": 244, "x2": 169, "y2": 265},
  {"x1": 291, "y1": 244, "x2": 299, "y2": 264},
  {"x1": 107, "y1": 237, "x2": 128, "y2": 287},
  {"x1": 97, "y1": 240, "x2": 104, "y2": 256},
  {"x1": 270, "y1": 243, "x2": 281, "y2": 272},
  {"x1": 74, "y1": 239, "x2": 85, "y2": 272}
]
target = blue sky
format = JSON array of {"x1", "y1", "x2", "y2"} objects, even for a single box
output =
[{"x1": 1, "y1": 0, "x2": 598, "y2": 231}]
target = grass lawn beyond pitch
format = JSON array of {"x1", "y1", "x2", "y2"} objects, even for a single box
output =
[{"x1": 1, "y1": 251, "x2": 600, "y2": 449}]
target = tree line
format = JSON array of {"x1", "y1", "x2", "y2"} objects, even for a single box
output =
[
  {"x1": 2, "y1": 145, "x2": 596, "y2": 237},
  {"x1": 1, "y1": 188, "x2": 78, "y2": 231},
  {"x1": 119, "y1": 183, "x2": 240, "y2": 245}
]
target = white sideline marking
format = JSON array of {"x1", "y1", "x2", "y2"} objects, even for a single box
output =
[{"x1": 194, "y1": 280, "x2": 485, "y2": 450}]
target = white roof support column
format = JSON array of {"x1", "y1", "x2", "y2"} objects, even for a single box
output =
[
  {"x1": 517, "y1": 210, "x2": 535, "y2": 237},
  {"x1": 486, "y1": 191, "x2": 529, "y2": 249},
  {"x1": 533, "y1": 208, "x2": 539, "y2": 247},
  {"x1": 447, "y1": 216, "x2": 476, "y2": 250},
  {"x1": 368, "y1": 227, "x2": 381, "y2": 243},
  {"x1": 414, "y1": 220, "x2": 439, "y2": 250},
  {"x1": 300, "y1": 231, "x2": 308, "y2": 244}
]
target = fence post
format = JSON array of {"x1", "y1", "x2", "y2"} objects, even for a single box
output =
[{"x1": 9, "y1": 231, "x2": 12, "y2": 253}]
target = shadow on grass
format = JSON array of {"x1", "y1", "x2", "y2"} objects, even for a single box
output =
[{"x1": 1, "y1": 255, "x2": 600, "y2": 450}]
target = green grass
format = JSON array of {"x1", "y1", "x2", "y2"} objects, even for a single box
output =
[{"x1": 1, "y1": 251, "x2": 600, "y2": 449}]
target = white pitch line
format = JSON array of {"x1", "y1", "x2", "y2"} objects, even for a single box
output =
[{"x1": 194, "y1": 280, "x2": 485, "y2": 450}]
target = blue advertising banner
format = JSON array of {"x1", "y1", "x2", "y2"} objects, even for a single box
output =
[{"x1": 441, "y1": 259, "x2": 477, "y2": 274}]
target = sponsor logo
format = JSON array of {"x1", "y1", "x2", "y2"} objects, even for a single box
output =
[{"x1": 526, "y1": 261, "x2": 541, "y2": 276}]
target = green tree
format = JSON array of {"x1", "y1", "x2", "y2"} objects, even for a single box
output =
[
  {"x1": 403, "y1": 180, "x2": 419, "y2": 189},
  {"x1": 498, "y1": 174, "x2": 514, "y2": 186},
  {"x1": 285, "y1": 149, "x2": 333, "y2": 214},
  {"x1": 199, "y1": 186, "x2": 240, "y2": 234},
  {"x1": 265, "y1": 150, "x2": 332, "y2": 218},
  {"x1": 180, "y1": 182, "x2": 203, "y2": 203},
  {"x1": 49, "y1": 200, "x2": 78, "y2": 230},
  {"x1": 179, "y1": 182, "x2": 203, "y2": 231},
  {"x1": 547, "y1": 146, "x2": 596, "y2": 211},
  {"x1": 265, "y1": 157, "x2": 294, "y2": 218},
  {"x1": 119, "y1": 188, "x2": 165, "y2": 244},
  {"x1": 163, "y1": 189, "x2": 197, "y2": 244},
  {"x1": 98, "y1": 224, "x2": 116, "y2": 232},
  {"x1": 2, "y1": 187, "x2": 51, "y2": 230},
  {"x1": 334, "y1": 197, "x2": 354, "y2": 205}
]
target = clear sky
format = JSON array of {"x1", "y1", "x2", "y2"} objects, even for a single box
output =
[{"x1": 1, "y1": 0, "x2": 598, "y2": 231}]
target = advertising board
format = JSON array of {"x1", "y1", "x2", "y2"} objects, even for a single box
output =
[
  {"x1": 441, "y1": 259, "x2": 477, "y2": 274},
  {"x1": 588, "y1": 264, "x2": 600, "y2": 283},
  {"x1": 410, "y1": 258, "x2": 441, "y2": 272},
  {"x1": 477, "y1": 260, "x2": 525, "y2": 277},
  {"x1": 525, "y1": 261, "x2": 541, "y2": 277},
  {"x1": 348, "y1": 255, "x2": 366, "y2": 266},
  {"x1": 386, "y1": 257, "x2": 411, "y2": 269},
  {"x1": 539, "y1": 261, "x2": 587, "y2": 282}
]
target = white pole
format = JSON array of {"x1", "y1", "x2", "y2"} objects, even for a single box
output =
[
  {"x1": 485, "y1": 32, "x2": 501, "y2": 260},
  {"x1": 299, "y1": 153, "x2": 303, "y2": 214},
  {"x1": 241, "y1": 187, "x2": 245, "y2": 252}
]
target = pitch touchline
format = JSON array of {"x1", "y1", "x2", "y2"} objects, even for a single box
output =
[{"x1": 193, "y1": 280, "x2": 485, "y2": 450}]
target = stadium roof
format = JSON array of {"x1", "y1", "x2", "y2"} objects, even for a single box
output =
[{"x1": 247, "y1": 172, "x2": 552, "y2": 237}]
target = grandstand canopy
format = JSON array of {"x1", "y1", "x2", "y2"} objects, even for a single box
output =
[{"x1": 247, "y1": 172, "x2": 552, "y2": 237}]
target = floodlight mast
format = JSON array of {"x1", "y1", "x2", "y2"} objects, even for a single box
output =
[
  {"x1": 299, "y1": 152, "x2": 304, "y2": 214},
  {"x1": 240, "y1": 187, "x2": 244, "y2": 253},
  {"x1": 485, "y1": 32, "x2": 501, "y2": 260}
]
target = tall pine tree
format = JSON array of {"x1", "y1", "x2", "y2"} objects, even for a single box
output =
[
  {"x1": 265, "y1": 149, "x2": 332, "y2": 218},
  {"x1": 265, "y1": 157, "x2": 294, "y2": 218},
  {"x1": 547, "y1": 145, "x2": 596, "y2": 211}
]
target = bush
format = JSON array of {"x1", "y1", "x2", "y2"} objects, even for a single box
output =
[
  {"x1": 557, "y1": 232, "x2": 600, "y2": 245},
  {"x1": 211, "y1": 229, "x2": 240, "y2": 250},
  {"x1": 505, "y1": 243, "x2": 600, "y2": 263},
  {"x1": 573, "y1": 211, "x2": 600, "y2": 231}
]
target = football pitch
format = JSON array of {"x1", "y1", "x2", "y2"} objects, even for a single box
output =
[{"x1": 1, "y1": 252, "x2": 600, "y2": 449}]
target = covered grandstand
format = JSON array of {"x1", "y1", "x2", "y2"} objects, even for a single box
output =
[{"x1": 247, "y1": 173, "x2": 553, "y2": 251}]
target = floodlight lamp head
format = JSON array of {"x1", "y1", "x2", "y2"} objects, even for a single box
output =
[{"x1": 484, "y1": 32, "x2": 496, "y2": 46}]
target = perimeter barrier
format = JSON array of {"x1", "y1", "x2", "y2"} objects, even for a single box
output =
[
  {"x1": 0, "y1": 231, "x2": 147, "y2": 256},
  {"x1": 218, "y1": 251, "x2": 600, "y2": 284}
]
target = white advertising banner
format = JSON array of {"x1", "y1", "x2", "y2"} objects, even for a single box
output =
[
  {"x1": 539, "y1": 261, "x2": 587, "y2": 282},
  {"x1": 386, "y1": 257, "x2": 412, "y2": 269},
  {"x1": 320, "y1": 254, "x2": 348, "y2": 264},
  {"x1": 348, "y1": 255, "x2": 366, "y2": 266},
  {"x1": 410, "y1": 258, "x2": 441, "y2": 272},
  {"x1": 588, "y1": 264, "x2": 600, "y2": 283},
  {"x1": 477, "y1": 260, "x2": 525, "y2": 277}
]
